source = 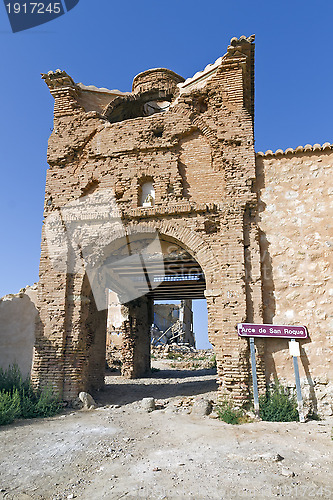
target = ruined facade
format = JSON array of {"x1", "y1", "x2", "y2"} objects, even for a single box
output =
[
  {"x1": 105, "y1": 294, "x2": 194, "y2": 371},
  {"x1": 106, "y1": 293, "x2": 194, "y2": 350},
  {"x1": 30, "y1": 35, "x2": 332, "y2": 414}
]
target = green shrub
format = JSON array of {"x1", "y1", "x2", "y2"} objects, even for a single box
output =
[
  {"x1": 307, "y1": 411, "x2": 320, "y2": 421},
  {"x1": 33, "y1": 386, "x2": 61, "y2": 417},
  {"x1": 190, "y1": 362, "x2": 200, "y2": 370},
  {"x1": 0, "y1": 364, "x2": 29, "y2": 393},
  {"x1": 216, "y1": 400, "x2": 245, "y2": 425},
  {"x1": 0, "y1": 389, "x2": 21, "y2": 425},
  {"x1": 20, "y1": 387, "x2": 38, "y2": 418},
  {"x1": 0, "y1": 365, "x2": 61, "y2": 425},
  {"x1": 259, "y1": 380, "x2": 299, "y2": 422}
]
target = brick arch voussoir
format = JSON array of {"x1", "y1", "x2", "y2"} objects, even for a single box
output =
[
  {"x1": 74, "y1": 218, "x2": 221, "y2": 294},
  {"x1": 126, "y1": 219, "x2": 221, "y2": 287}
]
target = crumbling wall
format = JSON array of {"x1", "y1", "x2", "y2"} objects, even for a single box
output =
[
  {"x1": 10, "y1": 39, "x2": 332, "y2": 417},
  {"x1": 120, "y1": 297, "x2": 152, "y2": 378},
  {"x1": 0, "y1": 284, "x2": 38, "y2": 378},
  {"x1": 154, "y1": 303, "x2": 178, "y2": 333},
  {"x1": 152, "y1": 301, "x2": 194, "y2": 346},
  {"x1": 106, "y1": 290, "x2": 124, "y2": 349},
  {"x1": 257, "y1": 145, "x2": 333, "y2": 415},
  {"x1": 33, "y1": 35, "x2": 261, "y2": 402}
]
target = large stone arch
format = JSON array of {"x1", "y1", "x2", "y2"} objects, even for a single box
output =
[
  {"x1": 32, "y1": 210, "x2": 254, "y2": 401},
  {"x1": 32, "y1": 205, "x2": 260, "y2": 403},
  {"x1": 59, "y1": 220, "x2": 223, "y2": 400}
]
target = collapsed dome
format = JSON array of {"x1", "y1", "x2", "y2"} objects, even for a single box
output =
[{"x1": 132, "y1": 68, "x2": 185, "y2": 94}]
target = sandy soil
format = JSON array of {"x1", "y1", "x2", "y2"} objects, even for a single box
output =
[{"x1": 0, "y1": 363, "x2": 332, "y2": 500}]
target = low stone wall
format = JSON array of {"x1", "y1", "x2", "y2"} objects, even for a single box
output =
[{"x1": 0, "y1": 284, "x2": 38, "y2": 378}]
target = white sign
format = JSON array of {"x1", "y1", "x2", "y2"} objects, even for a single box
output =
[{"x1": 289, "y1": 341, "x2": 300, "y2": 357}]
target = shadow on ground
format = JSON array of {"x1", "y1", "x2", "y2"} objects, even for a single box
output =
[{"x1": 95, "y1": 368, "x2": 217, "y2": 406}]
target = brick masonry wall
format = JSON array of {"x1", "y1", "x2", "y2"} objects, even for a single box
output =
[
  {"x1": 30, "y1": 39, "x2": 333, "y2": 416},
  {"x1": 256, "y1": 148, "x2": 333, "y2": 415},
  {"x1": 33, "y1": 37, "x2": 263, "y2": 404}
]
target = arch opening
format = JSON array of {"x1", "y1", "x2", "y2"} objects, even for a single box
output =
[{"x1": 80, "y1": 231, "x2": 217, "y2": 402}]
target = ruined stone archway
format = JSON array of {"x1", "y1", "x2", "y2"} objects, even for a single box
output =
[
  {"x1": 75, "y1": 225, "x2": 217, "y2": 395},
  {"x1": 33, "y1": 215, "x2": 259, "y2": 402},
  {"x1": 33, "y1": 35, "x2": 266, "y2": 404}
]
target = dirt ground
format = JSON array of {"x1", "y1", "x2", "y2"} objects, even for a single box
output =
[{"x1": 0, "y1": 359, "x2": 332, "y2": 500}]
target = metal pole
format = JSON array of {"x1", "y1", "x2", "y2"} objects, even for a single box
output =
[
  {"x1": 249, "y1": 337, "x2": 260, "y2": 418},
  {"x1": 290, "y1": 339, "x2": 305, "y2": 423}
]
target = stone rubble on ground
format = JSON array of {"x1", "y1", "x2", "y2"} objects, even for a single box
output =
[
  {"x1": 141, "y1": 397, "x2": 156, "y2": 412},
  {"x1": 191, "y1": 397, "x2": 213, "y2": 416},
  {"x1": 248, "y1": 452, "x2": 284, "y2": 462},
  {"x1": 78, "y1": 392, "x2": 96, "y2": 410}
]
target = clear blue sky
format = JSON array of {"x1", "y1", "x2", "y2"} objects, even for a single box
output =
[{"x1": 1, "y1": 1, "x2": 332, "y2": 347}]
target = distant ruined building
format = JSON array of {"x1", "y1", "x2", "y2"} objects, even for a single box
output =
[
  {"x1": 3, "y1": 35, "x2": 329, "y2": 413},
  {"x1": 106, "y1": 292, "x2": 194, "y2": 369}
]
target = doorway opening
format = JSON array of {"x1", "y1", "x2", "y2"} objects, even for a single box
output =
[
  {"x1": 99, "y1": 233, "x2": 217, "y2": 404},
  {"x1": 150, "y1": 298, "x2": 215, "y2": 375}
]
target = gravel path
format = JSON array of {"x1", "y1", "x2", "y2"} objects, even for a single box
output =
[{"x1": 0, "y1": 365, "x2": 332, "y2": 500}]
